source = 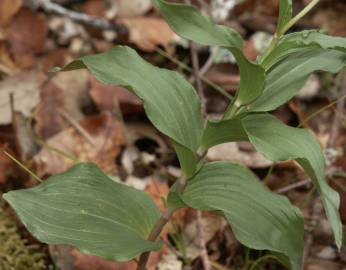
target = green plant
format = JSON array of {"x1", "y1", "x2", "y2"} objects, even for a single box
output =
[{"x1": 3, "y1": 1, "x2": 346, "y2": 270}]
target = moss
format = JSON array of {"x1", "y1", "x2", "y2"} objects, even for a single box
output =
[{"x1": 0, "y1": 199, "x2": 49, "y2": 270}]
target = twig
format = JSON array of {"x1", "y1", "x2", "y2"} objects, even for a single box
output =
[
  {"x1": 23, "y1": 0, "x2": 127, "y2": 34},
  {"x1": 189, "y1": 40, "x2": 207, "y2": 116},
  {"x1": 58, "y1": 109, "x2": 96, "y2": 146},
  {"x1": 155, "y1": 47, "x2": 233, "y2": 100},
  {"x1": 275, "y1": 179, "x2": 312, "y2": 194}
]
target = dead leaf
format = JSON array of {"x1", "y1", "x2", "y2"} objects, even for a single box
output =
[
  {"x1": 0, "y1": 70, "x2": 46, "y2": 124},
  {"x1": 0, "y1": 144, "x2": 13, "y2": 184},
  {"x1": 34, "y1": 112, "x2": 126, "y2": 177},
  {"x1": 72, "y1": 248, "x2": 162, "y2": 270},
  {"x1": 7, "y1": 8, "x2": 48, "y2": 68},
  {"x1": 207, "y1": 142, "x2": 273, "y2": 168},
  {"x1": 52, "y1": 69, "x2": 90, "y2": 121},
  {"x1": 35, "y1": 81, "x2": 66, "y2": 139},
  {"x1": 183, "y1": 210, "x2": 223, "y2": 260},
  {"x1": 0, "y1": 43, "x2": 19, "y2": 74},
  {"x1": 38, "y1": 48, "x2": 69, "y2": 72},
  {"x1": 111, "y1": 0, "x2": 152, "y2": 17},
  {"x1": 145, "y1": 180, "x2": 170, "y2": 212},
  {"x1": 119, "y1": 17, "x2": 176, "y2": 52},
  {"x1": 206, "y1": 63, "x2": 240, "y2": 90},
  {"x1": 0, "y1": 0, "x2": 22, "y2": 26},
  {"x1": 89, "y1": 76, "x2": 142, "y2": 114},
  {"x1": 312, "y1": 5, "x2": 346, "y2": 36},
  {"x1": 72, "y1": 249, "x2": 136, "y2": 270}
]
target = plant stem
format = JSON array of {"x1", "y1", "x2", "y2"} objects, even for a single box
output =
[
  {"x1": 281, "y1": 0, "x2": 321, "y2": 34},
  {"x1": 259, "y1": 0, "x2": 320, "y2": 64},
  {"x1": 136, "y1": 177, "x2": 187, "y2": 270}
]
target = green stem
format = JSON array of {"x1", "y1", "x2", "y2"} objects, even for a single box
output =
[
  {"x1": 259, "y1": 0, "x2": 320, "y2": 64},
  {"x1": 281, "y1": 0, "x2": 321, "y2": 34},
  {"x1": 223, "y1": 99, "x2": 241, "y2": 119}
]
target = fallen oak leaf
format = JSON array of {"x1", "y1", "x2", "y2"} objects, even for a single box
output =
[{"x1": 118, "y1": 17, "x2": 177, "y2": 52}]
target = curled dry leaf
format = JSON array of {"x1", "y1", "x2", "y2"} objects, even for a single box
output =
[
  {"x1": 119, "y1": 17, "x2": 176, "y2": 52},
  {"x1": 7, "y1": 8, "x2": 48, "y2": 68},
  {"x1": 0, "y1": 70, "x2": 46, "y2": 125},
  {"x1": 34, "y1": 113, "x2": 126, "y2": 177},
  {"x1": 0, "y1": 0, "x2": 22, "y2": 26}
]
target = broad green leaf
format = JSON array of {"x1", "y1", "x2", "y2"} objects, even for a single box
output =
[
  {"x1": 200, "y1": 113, "x2": 342, "y2": 249},
  {"x1": 181, "y1": 161, "x2": 304, "y2": 270},
  {"x1": 154, "y1": 0, "x2": 265, "y2": 105},
  {"x1": 277, "y1": 0, "x2": 293, "y2": 36},
  {"x1": 242, "y1": 114, "x2": 342, "y2": 248},
  {"x1": 250, "y1": 48, "x2": 346, "y2": 112},
  {"x1": 57, "y1": 46, "x2": 204, "y2": 176},
  {"x1": 262, "y1": 30, "x2": 346, "y2": 69},
  {"x1": 201, "y1": 118, "x2": 247, "y2": 149},
  {"x1": 3, "y1": 163, "x2": 161, "y2": 261}
]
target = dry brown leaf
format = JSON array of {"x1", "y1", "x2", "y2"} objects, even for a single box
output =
[
  {"x1": 72, "y1": 249, "x2": 162, "y2": 270},
  {"x1": 206, "y1": 64, "x2": 240, "y2": 90},
  {"x1": 0, "y1": 144, "x2": 13, "y2": 184},
  {"x1": 313, "y1": 7, "x2": 346, "y2": 36},
  {"x1": 111, "y1": 0, "x2": 152, "y2": 17},
  {"x1": 38, "y1": 48, "x2": 69, "y2": 72},
  {"x1": 89, "y1": 76, "x2": 142, "y2": 114},
  {"x1": 0, "y1": 70, "x2": 46, "y2": 124},
  {"x1": 0, "y1": 0, "x2": 22, "y2": 26},
  {"x1": 72, "y1": 249, "x2": 136, "y2": 270},
  {"x1": 145, "y1": 180, "x2": 170, "y2": 212},
  {"x1": 207, "y1": 142, "x2": 273, "y2": 168},
  {"x1": 119, "y1": 17, "x2": 176, "y2": 52},
  {"x1": 35, "y1": 81, "x2": 66, "y2": 139},
  {"x1": 52, "y1": 69, "x2": 90, "y2": 121},
  {"x1": 34, "y1": 112, "x2": 126, "y2": 177},
  {"x1": 0, "y1": 43, "x2": 19, "y2": 74},
  {"x1": 7, "y1": 7, "x2": 48, "y2": 68}
]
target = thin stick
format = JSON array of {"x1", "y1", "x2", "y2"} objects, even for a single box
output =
[
  {"x1": 3, "y1": 151, "x2": 42, "y2": 183},
  {"x1": 298, "y1": 93, "x2": 346, "y2": 128},
  {"x1": 58, "y1": 109, "x2": 96, "y2": 146},
  {"x1": 23, "y1": 0, "x2": 127, "y2": 33},
  {"x1": 155, "y1": 47, "x2": 233, "y2": 100},
  {"x1": 275, "y1": 179, "x2": 311, "y2": 194},
  {"x1": 188, "y1": 40, "x2": 207, "y2": 116}
]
